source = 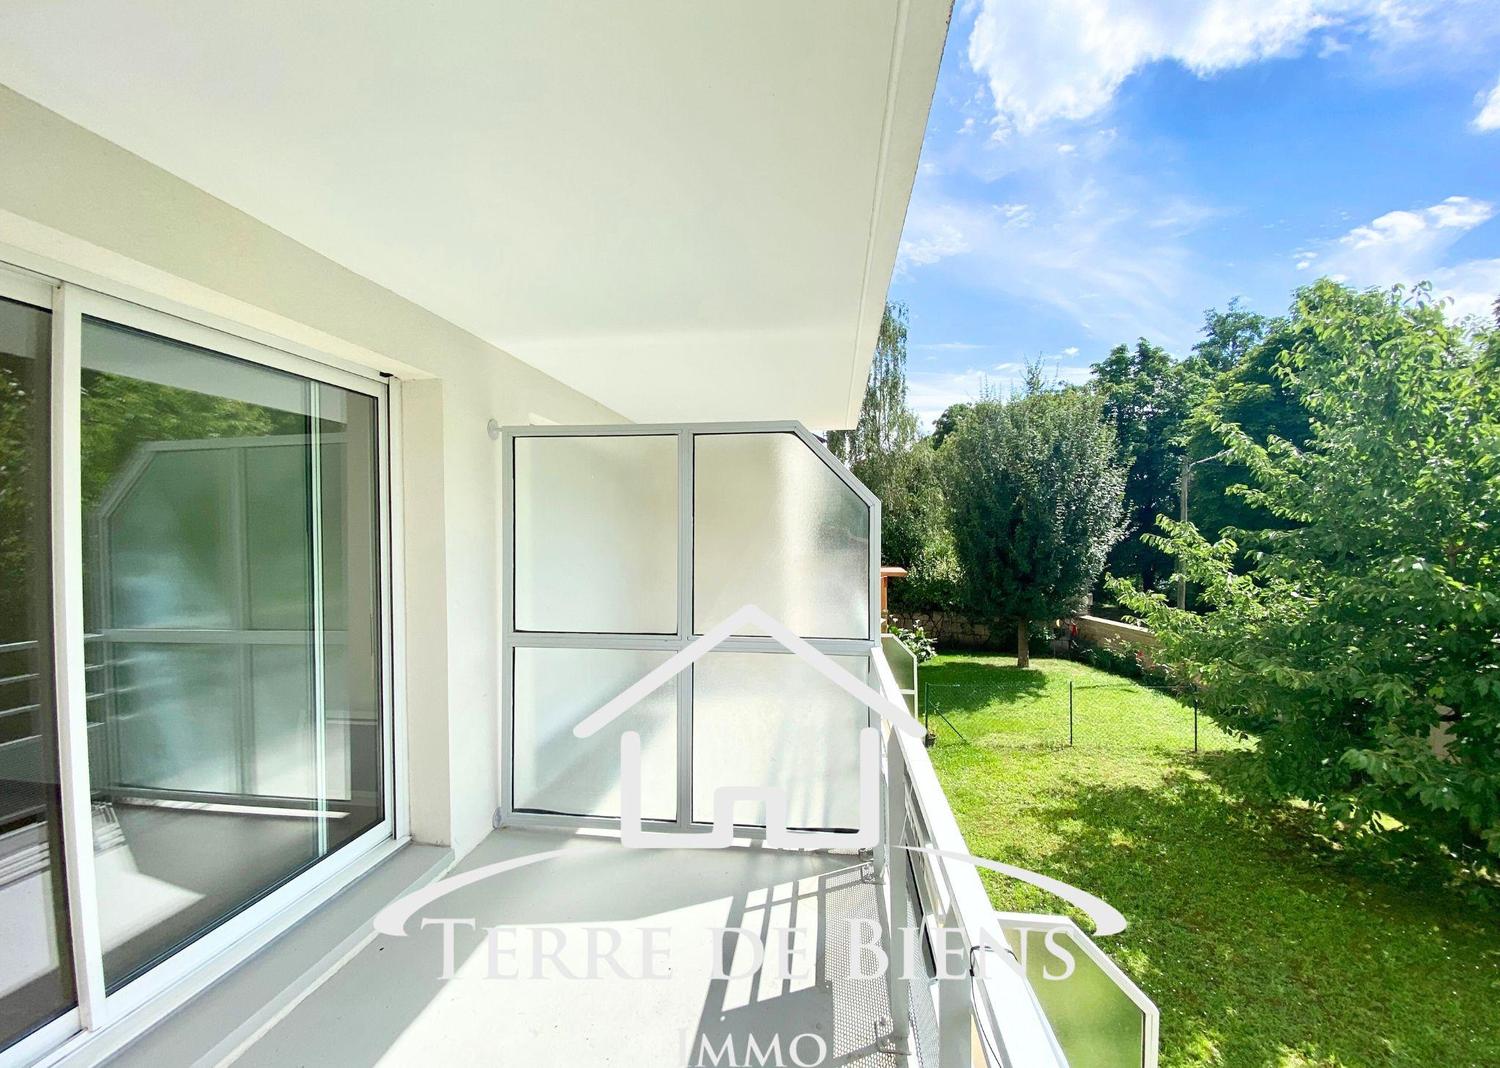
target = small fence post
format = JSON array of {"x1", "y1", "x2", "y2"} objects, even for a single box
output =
[
  {"x1": 1068, "y1": 680, "x2": 1074, "y2": 747},
  {"x1": 1193, "y1": 695, "x2": 1199, "y2": 754}
]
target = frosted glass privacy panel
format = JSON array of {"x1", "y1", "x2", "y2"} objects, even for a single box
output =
[
  {"x1": 693, "y1": 652, "x2": 869, "y2": 830},
  {"x1": 513, "y1": 648, "x2": 676, "y2": 820},
  {"x1": 514, "y1": 435, "x2": 677, "y2": 634},
  {"x1": 1011, "y1": 925, "x2": 1150, "y2": 1068},
  {"x1": 694, "y1": 433, "x2": 869, "y2": 638}
]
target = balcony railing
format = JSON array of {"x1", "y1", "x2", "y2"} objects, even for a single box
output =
[
  {"x1": 490, "y1": 420, "x2": 1157, "y2": 1065},
  {"x1": 873, "y1": 635, "x2": 1160, "y2": 1068}
]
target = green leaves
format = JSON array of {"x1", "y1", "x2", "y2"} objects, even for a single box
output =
[
  {"x1": 827, "y1": 302, "x2": 919, "y2": 469},
  {"x1": 1094, "y1": 338, "x2": 1200, "y2": 592},
  {"x1": 1119, "y1": 280, "x2": 1500, "y2": 873},
  {"x1": 942, "y1": 386, "x2": 1126, "y2": 629},
  {"x1": 831, "y1": 301, "x2": 963, "y2": 613}
]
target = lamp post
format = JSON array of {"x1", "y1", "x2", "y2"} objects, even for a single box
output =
[{"x1": 1176, "y1": 449, "x2": 1230, "y2": 610}]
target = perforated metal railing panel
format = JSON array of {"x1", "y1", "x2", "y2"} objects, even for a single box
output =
[{"x1": 902, "y1": 861, "x2": 942, "y2": 1066}]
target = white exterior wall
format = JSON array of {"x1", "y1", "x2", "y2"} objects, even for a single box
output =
[{"x1": 0, "y1": 85, "x2": 624, "y2": 859}]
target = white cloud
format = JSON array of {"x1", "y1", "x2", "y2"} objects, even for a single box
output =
[
  {"x1": 1475, "y1": 73, "x2": 1500, "y2": 131},
  {"x1": 1313, "y1": 195, "x2": 1499, "y2": 319},
  {"x1": 1328, "y1": 196, "x2": 1492, "y2": 269},
  {"x1": 897, "y1": 215, "x2": 970, "y2": 270},
  {"x1": 907, "y1": 367, "x2": 996, "y2": 428},
  {"x1": 967, "y1": 0, "x2": 1421, "y2": 132},
  {"x1": 907, "y1": 355, "x2": 1100, "y2": 429},
  {"x1": 1319, "y1": 34, "x2": 1352, "y2": 56},
  {"x1": 1425, "y1": 260, "x2": 1500, "y2": 319},
  {"x1": 999, "y1": 202, "x2": 1032, "y2": 225},
  {"x1": 899, "y1": 176, "x2": 1209, "y2": 349}
]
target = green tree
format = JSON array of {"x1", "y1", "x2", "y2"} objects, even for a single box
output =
[
  {"x1": 865, "y1": 435, "x2": 937, "y2": 567},
  {"x1": 1093, "y1": 339, "x2": 1194, "y2": 593},
  {"x1": 827, "y1": 302, "x2": 919, "y2": 469},
  {"x1": 943, "y1": 384, "x2": 1126, "y2": 667},
  {"x1": 1191, "y1": 297, "x2": 1269, "y2": 373},
  {"x1": 825, "y1": 301, "x2": 960, "y2": 608},
  {"x1": 929, "y1": 402, "x2": 973, "y2": 448},
  {"x1": 0, "y1": 331, "x2": 50, "y2": 661},
  {"x1": 1181, "y1": 313, "x2": 1312, "y2": 545},
  {"x1": 79, "y1": 371, "x2": 295, "y2": 508},
  {"x1": 1117, "y1": 280, "x2": 1500, "y2": 868},
  {"x1": 876, "y1": 436, "x2": 964, "y2": 611}
]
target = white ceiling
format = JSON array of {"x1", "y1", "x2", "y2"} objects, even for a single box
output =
[{"x1": 0, "y1": 1, "x2": 948, "y2": 427}]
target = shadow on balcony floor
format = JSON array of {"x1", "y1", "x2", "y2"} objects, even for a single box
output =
[{"x1": 231, "y1": 827, "x2": 908, "y2": 1067}]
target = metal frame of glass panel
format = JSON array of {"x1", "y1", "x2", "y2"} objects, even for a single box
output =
[
  {"x1": 499, "y1": 422, "x2": 880, "y2": 835},
  {"x1": 0, "y1": 259, "x2": 402, "y2": 1068}
]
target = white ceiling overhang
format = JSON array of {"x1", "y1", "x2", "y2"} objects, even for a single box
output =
[{"x1": 0, "y1": 1, "x2": 950, "y2": 427}]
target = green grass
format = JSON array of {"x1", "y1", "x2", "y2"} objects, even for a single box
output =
[{"x1": 923, "y1": 653, "x2": 1500, "y2": 1068}]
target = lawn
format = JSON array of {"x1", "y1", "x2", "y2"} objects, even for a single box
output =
[{"x1": 922, "y1": 652, "x2": 1500, "y2": 1068}]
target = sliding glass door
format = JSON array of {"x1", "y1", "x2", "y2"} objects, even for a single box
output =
[
  {"x1": 0, "y1": 268, "x2": 393, "y2": 1059},
  {"x1": 80, "y1": 317, "x2": 386, "y2": 989},
  {"x1": 0, "y1": 293, "x2": 75, "y2": 1053}
]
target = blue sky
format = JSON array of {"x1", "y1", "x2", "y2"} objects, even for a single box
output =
[{"x1": 892, "y1": 0, "x2": 1500, "y2": 427}]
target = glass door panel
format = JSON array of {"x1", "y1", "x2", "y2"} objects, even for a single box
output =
[
  {"x1": 0, "y1": 295, "x2": 77, "y2": 1051},
  {"x1": 80, "y1": 317, "x2": 384, "y2": 989}
]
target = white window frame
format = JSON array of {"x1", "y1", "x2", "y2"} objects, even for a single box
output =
[
  {"x1": 0, "y1": 260, "x2": 408, "y2": 1068},
  {"x1": 498, "y1": 422, "x2": 881, "y2": 836}
]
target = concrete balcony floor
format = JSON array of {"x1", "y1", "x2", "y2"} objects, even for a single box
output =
[{"x1": 232, "y1": 827, "x2": 918, "y2": 1067}]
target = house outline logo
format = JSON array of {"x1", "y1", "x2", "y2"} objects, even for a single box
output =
[
  {"x1": 371, "y1": 605, "x2": 1130, "y2": 939},
  {"x1": 574, "y1": 603, "x2": 925, "y2": 851}
]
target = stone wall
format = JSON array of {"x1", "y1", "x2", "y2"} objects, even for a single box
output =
[
  {"x1": 888, "y1": 609, "x2": 999, "y2": 650},
  {"x1": 888, "y1": 610, "x2": 1159, "y2": 654},
  {"x1": 1072, "y1": 614, "x2": 1157, "y2": 650}
]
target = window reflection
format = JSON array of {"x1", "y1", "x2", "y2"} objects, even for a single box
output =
[
  {"x1": 80, "y1": 319, "x2": 384, "y2": 990},
  {"x1": 0, "y1": 296, "x2": 75, "y2": 1051}
]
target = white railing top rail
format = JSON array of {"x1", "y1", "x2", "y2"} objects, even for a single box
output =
[{"x1": 872, "y1": 645, "x2": 1068, "y2": 1068}]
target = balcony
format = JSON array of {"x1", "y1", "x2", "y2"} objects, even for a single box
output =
[
  {"x1": 0, "y1": 11, "x2": 1157, "y2": 1062},
  {"x1": 212, "y1": 423, "x2": 1150, "y2": 1067},
  {"x1": 201, "y1": 647, "x2": 1152, "y2": 1068},
  {"x1": 0, "y1": 410, "x2": 1156, "y2": 1067}
]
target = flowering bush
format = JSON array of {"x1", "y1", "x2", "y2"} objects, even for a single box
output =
[{"x1": 887, "y1": 617, "x2": 937, "y2": 663}]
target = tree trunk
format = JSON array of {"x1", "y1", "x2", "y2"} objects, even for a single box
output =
[{"x1": 1016, "y1": 621, "x2": 1030, "y2": 669}]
